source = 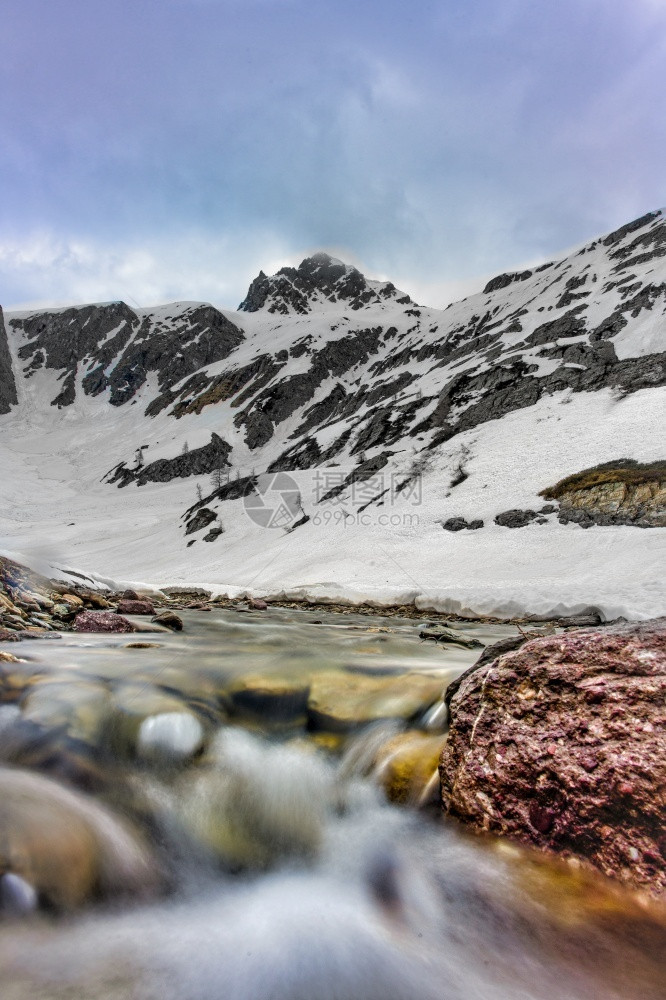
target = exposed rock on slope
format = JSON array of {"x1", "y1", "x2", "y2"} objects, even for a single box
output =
[
  {"x1": 439, "y1": 619, "x2": 666, "y2": 894},
  {"x1": 8, "y1": 301, "x2": 244, "y2": 408},
  {"x1": 541, "y1": 460, "x2": 666, "y2": 528},
  {"x1": 0, "y1": 308, "x2": 18, "y2": 414},
  {"x1": 109, "y1": 432, "x2": 232, "y2": 487}
]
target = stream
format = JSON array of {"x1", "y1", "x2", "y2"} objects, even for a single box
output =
[{"x1": 0, "y1": 606, "x2": 664, "y2": 1000}]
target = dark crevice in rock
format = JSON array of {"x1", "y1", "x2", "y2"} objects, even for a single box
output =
[{"x1": 319, "y1": 451, "x2": 392, "y2": 503}]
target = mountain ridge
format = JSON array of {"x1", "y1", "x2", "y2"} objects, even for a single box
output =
[{"x1": 1, "y1": 210, "x2": 664, "y2": 620}]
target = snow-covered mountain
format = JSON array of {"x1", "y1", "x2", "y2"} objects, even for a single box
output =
[{"x1": 1, "y1": 211, "x2": 665, "y2": 619}]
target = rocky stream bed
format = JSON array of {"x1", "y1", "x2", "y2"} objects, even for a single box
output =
[{"x1": 0, "y1": 555, "x2": 665, "y2": 999}]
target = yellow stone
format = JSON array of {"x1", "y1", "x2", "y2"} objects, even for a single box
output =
[
  {"x1": 307, "y1": 670, "x2": 444, "y2": 732},
  {"x1": 373, "y1": 731, "x2": 447, "y2": 806}
]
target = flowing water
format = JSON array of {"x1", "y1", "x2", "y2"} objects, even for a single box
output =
[{"x1": 0, "y1": 606, "x2": 665, "y2": 1000}]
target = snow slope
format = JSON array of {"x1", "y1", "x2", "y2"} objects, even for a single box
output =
[{"x1": 1, "y1": 212, "x2": 665, "y2": 619}]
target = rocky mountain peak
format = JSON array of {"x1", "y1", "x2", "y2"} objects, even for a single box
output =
[{"x1": 238, "y1": 252, "x2": 411, "y2": 315}]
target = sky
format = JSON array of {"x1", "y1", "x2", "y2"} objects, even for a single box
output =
[{"x1": 2, "y1": 0, "x2": 666, "y2": 312}]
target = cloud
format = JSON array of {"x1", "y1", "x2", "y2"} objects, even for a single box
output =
[
  {"x1": 2, "y1": 0, "x2": 665, "y2": 316},
  {"x1": 0, "y1": 223, "x2": 559, "y2": 316},
  {"x1": 0, "y1": 229, "x2": 292, "y2": 312}
]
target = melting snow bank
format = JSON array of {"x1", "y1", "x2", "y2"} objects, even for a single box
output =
[
  {"x1": 22, "y1": 522, "x2": 658, "y2": 623},
  {"x1": 177, "y1": 520, "x2": 664, "y2": 622}
]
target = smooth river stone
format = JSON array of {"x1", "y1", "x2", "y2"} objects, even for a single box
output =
[
  {"x1": 20, "y1": 680, "x2": 112, "y2": 745},
  {"x1": 116, "y1": 599, "x2": 155, "y2": 616},
  {"x1": 0, "y1": 767, "x2": 161, "y2": 910},
  {"x1": 137, "y1": 711, "x2": 204, "y2": 765},
  {"x1": 107, "y1": 684, "x2": 204, "y2": 761},
  {"x1": 0, "y1": 659, "x2": 47, "y2": 703},
  {"x1": 307, "y1": 671, "x2": 445, "y2": 732}
]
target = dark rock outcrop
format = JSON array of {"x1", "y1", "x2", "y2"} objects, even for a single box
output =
[
  {"x1": 0, "y1": 307, "x2": 18, "y2": 414},
  {"x1": 238, "y1": 253, "x2": 410, "y2": 315},
  {"x1": 494, "y1": 509, "x2": 538, "y2": 528},
  {"x1": 9, "y1": 301, "x2": 243, "y2": 409},
  {"x1": 203, "y1": 526, "x2": 224, "y2": 542},
  {"x1": 109, "y1": 433, "x2": 231, "y2": 488},
  {"x1": 483, "y1": 269, "x2": 533, "y2": 295},
  {"x1": 442, "y1": 517, "x2": 484, "y2": 531},
  {"x1": 185, "y1": 508, "x2": 217, "y2": 535},
  {"x1": 233, "y1": 326, "x2": 386, "y2": 450},
  {"x1": 440, "y1": 619, "x2": 666, "y2": 894}
]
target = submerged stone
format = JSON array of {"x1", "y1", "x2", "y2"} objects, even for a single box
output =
[
  {"x1": 227, "y1": 674, "x2": 310, "y2": 724},
  {"x1": 307, "y1": 671, "x2": 444, "y2": 732},
  {"x1": 178, "y1": 729, "x2": 330, "y2": 870},
  {"x1": 106, "y1": 684, "x2": 200, "y2": 760},
  {"x1": 0, "y1": 872, "x2": 38, "y2": 916},
  {"x1": 0, "y1": 659, "x2": 48, "y2": 703},
  {"x1": 21, "y1": 680, "x2": 111, "y2": 745}
]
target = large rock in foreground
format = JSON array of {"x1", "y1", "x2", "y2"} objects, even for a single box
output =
[{"x1": 440, "y1": 619, "x2": 666, "y2": 894}]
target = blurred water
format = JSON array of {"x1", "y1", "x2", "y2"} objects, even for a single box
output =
[{"x1": 0, "y1": 607, "x2": 664, "y2": 1000}]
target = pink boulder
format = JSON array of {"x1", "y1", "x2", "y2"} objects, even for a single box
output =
[
  {"x1": 117, "y1": 600, "x2": 155, "y2": 616},
  {"x1": 249, "y1": 598, "x2": 268, "y2": 611},
  {"x1": 440, "y1": 619, "x2": 666, "y2": 894},
  {"x1": 74, "y1": 611, "x2": 137, "y2": 634}
]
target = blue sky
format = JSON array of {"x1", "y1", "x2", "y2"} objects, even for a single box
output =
[{"x1": 2, "y1": 0, "x2": 666, "y2": 310}]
